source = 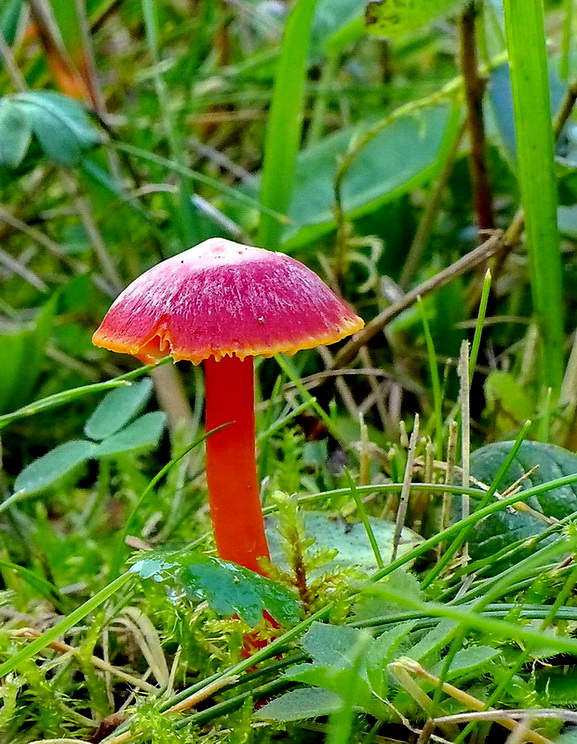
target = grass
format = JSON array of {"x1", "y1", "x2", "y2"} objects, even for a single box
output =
[
  {"x1": 2, "y1": 1, "x2": 577, "y2": 743},
  {"x1": 502, "y1": 0, "x2": 565, "y2": 394}
]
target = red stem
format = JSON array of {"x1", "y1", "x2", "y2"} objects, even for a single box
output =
[{"x1": 204, "y1": 355, "x2": 271, "y2": 575}]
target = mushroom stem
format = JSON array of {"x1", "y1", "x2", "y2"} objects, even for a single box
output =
[{"x1": 204, "y1": 355, "x2": 271, "y2": 575}]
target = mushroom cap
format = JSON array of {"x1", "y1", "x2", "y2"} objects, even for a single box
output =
[{"x1": 93, "y1": 238, "x2": 364, "y2": 364}]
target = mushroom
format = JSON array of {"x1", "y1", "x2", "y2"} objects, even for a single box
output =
[{"x1": 93, "y1": 238, "x2": 364, "y2": 575}]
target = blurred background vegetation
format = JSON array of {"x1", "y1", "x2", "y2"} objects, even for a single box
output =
[{"x1": 3, "y1": 0, "x2": 577, "y2": 741}]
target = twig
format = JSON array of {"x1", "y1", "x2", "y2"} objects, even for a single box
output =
[
  {"x1": 459, "y1": 2, "x2": 494, "y2": 231},
  {"x1": 0, "y1": 246, "x2": 48, "y2": 291},
  {"x1": 331, "y1": 230, "x2": 505, "y2": 371}
]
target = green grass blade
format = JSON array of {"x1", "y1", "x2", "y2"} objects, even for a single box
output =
[
  {"x1": 114, "y1": 141, "x2": 287, "y2": 222},
  {"x1": 0, "y1": 360, "x2": 170, "y2": 429},
  {"x1": 258, "y1": 0, "x2": 319, "y2": 249},
  {"x1": 344, "y1": 469, "x2": 384, "y2": 570},
  {"x1": 502, "y1": 0, "x2": 565, "y2": 393},
  {"x1": 418, "y1": 296, "x2": 443, "y2": 458}
]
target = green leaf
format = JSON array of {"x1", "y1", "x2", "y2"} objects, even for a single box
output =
[
  {"x1": 301, "y1": 622, "x2": 369, "y2": 668},
  {"x1": 93, "y1": 412, "x2": 166, "y2": 458},
  {"x1": 0, "y1": 98, "x2": 31, "y2": 168},
  {"x1": 283, "y1": 102, "x2": 457, "y2": 247},
  {"x1": 0, "y1": 299, "x2": 56, "y2": 415},
  {"x1": 365, "y1": 0, "x2": 462, "y2": 39},
  {"x1": 131, "y1": 551, "x2": 301, "y2": 625},
  {"x1": 538, "y1": 670, "x2": 577, "y2": 707},
  {"x1": 0, "y1": 0, "x2": 24, "y2": 47},
  {"x1": 469, "y1": 440, "x2": 577, "y2": 561},
  {"x1": 484, "y1": 370, "x2": 534, "y2": 430},
  {"x1": 311, "y1": 0, "x2": 365, "y2": 53},
  {"x1": 13, "y1": 440, "x2": 96, "y2": 496},
  {"x1": 12, "y1": 91, "x2": 101, "y2": 166},
  {"x1": 430, "y1": 645, "x2": 499, "y2": 682},
  {"x1": 267, "y1": 512, "x2": 422, "y2": 575},
  {"x1": 281, "y1": 624, "x2": 384, "y2": 719},
  {"x1": 366, "y1": 621, "x2": 417, "y2": 698},
  {"x1": 84, "y1": 379, "x2": 154, "y2": 441},
  {"x1": 255, "y1": 687, "x2": 342, "y2": 722},
  {"x1": 354, "y1": 568, "x2": 423, "y2": 621},
  {"x1": 405, "y1": 619, "x2": 457, "y2": 664},
  {"x1": 257, "y1": 0, "x2": 319, "y2": 249}
]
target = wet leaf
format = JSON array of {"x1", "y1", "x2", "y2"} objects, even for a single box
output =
[{"x1": 131, "y1": 551, "x2": 301, "y2": 625}]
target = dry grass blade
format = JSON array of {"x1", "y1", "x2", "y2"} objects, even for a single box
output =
[
  {"x1": 9, "y1": 628, "x2": 156, "y2": 692},
  {"x1": 392, "y1": 414, "x2": 420, "y2": 561},
  {"x1": 400, "y1": 658, "x2": 553, "y2": 744}
]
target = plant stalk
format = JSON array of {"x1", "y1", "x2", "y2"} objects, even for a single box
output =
[
  {"x1": 459, "y1": 1, "x2": 494, "y2": 231},
  {"x1": 204, "y1": 355, "x2": 270, "y2": 574},
  {"x1": 502, "y1": 0, "x2": 565, "y2": 394}
]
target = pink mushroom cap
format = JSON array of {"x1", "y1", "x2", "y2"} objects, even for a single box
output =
[{"x1": 92, "y1": 238, "x2": 364, "y2": 364}]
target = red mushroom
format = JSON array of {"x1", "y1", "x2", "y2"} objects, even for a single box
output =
[{"x1": 93, "y1": 238, "x2": 364, "y2": 574}]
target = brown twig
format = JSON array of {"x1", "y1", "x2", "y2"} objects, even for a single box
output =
[
  {"x1": 459, "y1": 2, "x2": 494, "y2": 232},
  {"x1": 331, "y1": 230, "x2": 505, "y2": 371}
]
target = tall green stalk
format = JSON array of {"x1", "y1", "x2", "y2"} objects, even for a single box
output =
[
  {"x1": 258, "y1": 0, "x2": 318, "y2": 249},
  {"x1": 502, "y1": 0, "x2": 565, "y2": 394}
]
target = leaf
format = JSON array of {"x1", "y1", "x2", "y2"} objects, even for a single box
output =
[
  {"x1": 10, "y1": 91, "x2": 101, "y2": 166},
  {"x1": 266, "y1": 512, "x2": 422, "y2": 575},
  {"x1": 311, "y1": 0, "x2": 365, "y2": 52},
  {"x1": 538, "y1": 671, "x2": 577, "y2": 707},
  {"x1": 469, "y1": 440, "x2": 577, "y2": 561},
  {"x1": 354, "y1": 568, "x2": 423, "y2": 621},
  {"x1": 0, "y1": 299, "x2": 56, "y2": 415},
  {"x1": 301, "y1": 622, "x2": 369, "y2": 668},
  {"x1": 131, "y1": 551, "x2": 301, "y2": 625},
  {"x1": 0, "y1": 0, "x2": 24, "y2": 47},
  {"x1": 484, "y1": 370, "x2": 534, "y2": 433},
  {"x1": 255, "y1": 687, "x2": 343, "y2": 721},
  {"x1": 430, "y1": 645, "x2": 499, "y2": 682},
  {"x1": 84, "y1": 378, "x2": 154, "y2": 441},
  {"x1": 405, "y1": 619, "x2": 457, "y2": 664},
  {"x1": 0, "y1": 98, "x2": 31, "y2": 168},
  {"x1": 281, "y1": 102, "x2": 458, "y2": 247},
  {"x1": 13, "y1": 440, "x2": 96, "y2": 496},
  {"x1": 365, "y1": 0, "x2": 462, "y2": 39},
  {"x1": 366, "y1": 621, "x2": 417, "y2": 698},
  {"x1": 93, "y1": 412, "x2": 166, "y2": 457}
]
